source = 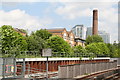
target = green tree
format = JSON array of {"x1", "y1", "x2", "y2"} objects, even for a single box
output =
[
  {"x1": 112, "y1": 41, "x2": 120, "y2": 57},
  {"x1": 73, "y1": 45, "x2": 86, "y2": 57},
  {"x1": 34, "y1": 29, "x2": 52, "y2": 40},
  {"x1": 0, "y1": 25, "x2": 28, "y2": 57},
  {"x1": 47, "y1": 36, "x2": 72, "y2": 56},
  {"x1": 25, "y1": 29, "x2": 51, "y2": 57},
  {"x1": 86, "y1": 42, "x2": 109, "y2": 57},
  {"x1": 26, "y1": 34, "x2": 48, "y2": 52},
  {"x1": 86, "y1": 35, "x2": 103, "y2": 45},
  {"x1": 106, "y1": 43, "x2": 116, "y2": 57},
  {"x1": 112, "y1": 49, "x2": 120, "y2": 58}
]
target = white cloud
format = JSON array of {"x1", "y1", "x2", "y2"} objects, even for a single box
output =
[
  {"x1": 0, "y1": 9, "x2": 53, "y2": 32},
  {"x1": 1, "y1": 0, "x2": 119, "y2": 2},
  {"x1": 56, "y1": 4, "x2": 91, "y2": 19},
  {"x1": 55, "y1": 2, "x2": 118, "y2": 43}
]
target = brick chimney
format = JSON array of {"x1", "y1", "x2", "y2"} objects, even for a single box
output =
[{"x1": 92, "y1": 9, "x2": 98, "y2": 35}]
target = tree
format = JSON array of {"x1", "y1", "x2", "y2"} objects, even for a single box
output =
[
  {"x1": 86, "y1": 35, "x2": 103, "y2": 45},
  {"x1": 111, "y1": 41, "x2": 120, "y2": 58},
  {"x1": 86, "y1": 42, "x2": 110, "y2": 57},
  {"x1": 34, "y1": 29, "x2": 52, "y2": 40},
  {"x1": 112, "y1": 49, "x2": 120, "y2": 58},
  {"x1": 73, "y1": 45, "x2": 86, "y2": 57},
  {"x1": 106, "y1": 43, "x2": 116, "y2": 57},
  {"x1": 47, "y1": 36, "x2": 72, "y2": 56},
  {"x1": 26, "y1": 35, "x2": 48, "y2": 52},
  {"x1": 0, "y1": 25, "x2": 28, "y2": 57}
]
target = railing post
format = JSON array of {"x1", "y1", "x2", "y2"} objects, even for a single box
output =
[
  {"x1": 27, "y1": 63, "x2": 30, "y2": 78},
  {"x1": 2, "y1": 58, "x2": 5, "y2": 78},
  {"x1": 13, "y1": 58, "x2": 16, "y2": 78},
  {"x1": 22, "y1": 58, "x2": 25, "y2": 78},
  {"x1": 46, "y1": 57, "x2": 48, "y2": 79}
]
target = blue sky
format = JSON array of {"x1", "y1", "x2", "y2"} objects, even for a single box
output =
[{"x1": 0, "y1": 1, "x2": 119, "y2": 43}]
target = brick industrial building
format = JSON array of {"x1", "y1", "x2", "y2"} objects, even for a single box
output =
[{"x1": 47, "y1": 28, "x2": 85, "y2": 47}]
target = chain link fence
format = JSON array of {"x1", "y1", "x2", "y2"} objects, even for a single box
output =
[{"x1": 0, "y1": 58, "x2": 25, "y2": 79}]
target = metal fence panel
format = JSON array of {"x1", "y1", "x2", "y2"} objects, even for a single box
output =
[
  {"x1": 73, "y1": 64, "x2": 80, "y2": 77},
  {"x1": 91, "y1": 63, "x2": 95, "y2": 73},
  {"x1": 58, "y1": 60, "x2": 118, "y2": 78},
  {"x1": 58, "y1": 66, "x2": 67, "y2": 78},
  {"x1": 0, "y1": 58, "x2": 25, "y2": 79},
  {"x1": 110, "y1": 58, "x2": 120, "y2": 66},
  {"x1": 0, "y1": 58, "x2": 3, "y2": 76},
  {"x1": 80, "y1": 64, "x2": 86, "y2": 75},
  {"x1": 67, "y1": 65, "x2": 74, "y2": 78},
  {"x1": 3, "y1": 58, "x2": 14, "y2": 78},
  {"x1": 86, "y1": 63, "x2": 91, "y2": 74}
]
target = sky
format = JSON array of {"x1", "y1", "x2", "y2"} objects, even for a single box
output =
[{"x1": 0, "y1": 0, "x2": 119, "y2": 43}]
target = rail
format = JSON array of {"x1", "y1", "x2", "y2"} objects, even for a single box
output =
[{"x1": 76, "y1": 67, "x2": 120, "y2": 80}]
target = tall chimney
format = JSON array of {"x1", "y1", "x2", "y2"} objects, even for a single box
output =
[{"x1": 92, "y1": 9, "x2": 98, "y2": 35}]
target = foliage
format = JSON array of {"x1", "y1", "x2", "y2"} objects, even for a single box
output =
[
  {"x1": 26, "y1": 29, "x2": 50, "y2": 56},
  {"x1": 0, "y1": 25, "x2": 119, "y2": 58},
  {"x1": 106, "y1": 42, "x2": 120, "y2": 58},
  {"x1": 26, "y1": 34, "x2": 48, "y2": 53},
  {"x1": 86, "y1": 35, "x2": 103, "y2": 45},
  {"x1": 106, "y1": 43, "x2": 116, "y2": 57},
  {"x1": 0, "y1": 25, "x2": 28, "y2": 57},
  {"x1": 47, "y1": 36, "x2": 72, "y2": 56},
  {"x1": 34, "y1": 29, "x2": 52, "y2": 40},
  {"x1": 73, "y1": 45, "x2": 86, "y2": 57},
  {"x1": 86, "y1": 42, "x2": 110, "y2": 57},
  {"x1": 112, "y1": 49, "x2": 120, "y2": 58},
  {"x1": 26, "y1": 29, "x2": 52, "y2": 56}
]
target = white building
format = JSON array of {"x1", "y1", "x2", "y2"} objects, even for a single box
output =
[
  {"x1": 86, "y1": 27, "x2": 92, "y2": 38},
  {"x1": 86, "y1": 27, "x2": 110, "y2": 43},
  {"x1": 72, "y1": 25, "x2": 87, "y2": 40},
  {"x1": 98, "y1": 31, "x2": 110, "y2": 43}
]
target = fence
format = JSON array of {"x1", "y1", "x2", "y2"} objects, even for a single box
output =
[
  {"x1": 1, "y1": 51, "x2": 110, "y2": 58},
  {"x1": 110, "y1": 58, "x2": 120, "y2": 66},
  {"x1": 0, "y1": 58, "x2": 25, "y2": 79},
  {"x1": 58, "y1": 60, "x2": 117, "y2": 78},
  {"x1": 0, "y1": 58, "x2": 55, "y2": 79}
]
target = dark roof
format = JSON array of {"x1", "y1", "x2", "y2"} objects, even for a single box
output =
[
  {"x1": 75, "y1": 37, "x2": 86, "y2": 41},
  {"x1": 14, "y1": 28, "x2": 26, "y2": 34}
]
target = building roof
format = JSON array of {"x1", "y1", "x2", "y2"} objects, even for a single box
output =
[
  {"x1": 72, "y1": 25, "x2": 84, "y2": 28},
  {"x1": 47, "y1": 28, "x2": 66, "y2": 33},
  {"x1": 75, "y1": 37, "x2": 86, "y2": 41},
  {"x1": 14, "y1": 28, "x2": 26, "y2": 34},
  {"x1": 67, "y1": 30, "x2": 74, "y2": 36},
  {"x1": 67, "y1": 31, "x2": 71, "y2": 34},
  {"x1": 14, "y1": 28, "x2": 27, "y2": 36}
]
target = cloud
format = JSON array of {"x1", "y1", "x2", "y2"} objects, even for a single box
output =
[
  {"x1": 1, "y1": 0, "x2": 119, "y2": 2},
  {"x1": 55, "y1": 2, "x2": 118, "y2": 43},
  {"x1": 56, "y1": 3, "x2": 91, "y2": 19},
  {"x1": 55, "y1": 2, "x2": 117, "y2": 19},
  {"x1": 0, "y1": 9, "x2": 53, "y2": 32}
]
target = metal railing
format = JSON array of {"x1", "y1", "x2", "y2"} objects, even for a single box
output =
[{"x1": 1, "y1": 51, "x2": 110, "y2": 58}]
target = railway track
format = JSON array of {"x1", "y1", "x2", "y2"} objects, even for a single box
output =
[{"x1": 75, "y1": 67, "x2": 120, "y2": 80}]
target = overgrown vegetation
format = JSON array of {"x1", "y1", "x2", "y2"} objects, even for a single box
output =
[{"x1": 0, "y1": 25, "x2": 119, "y2": 58}]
